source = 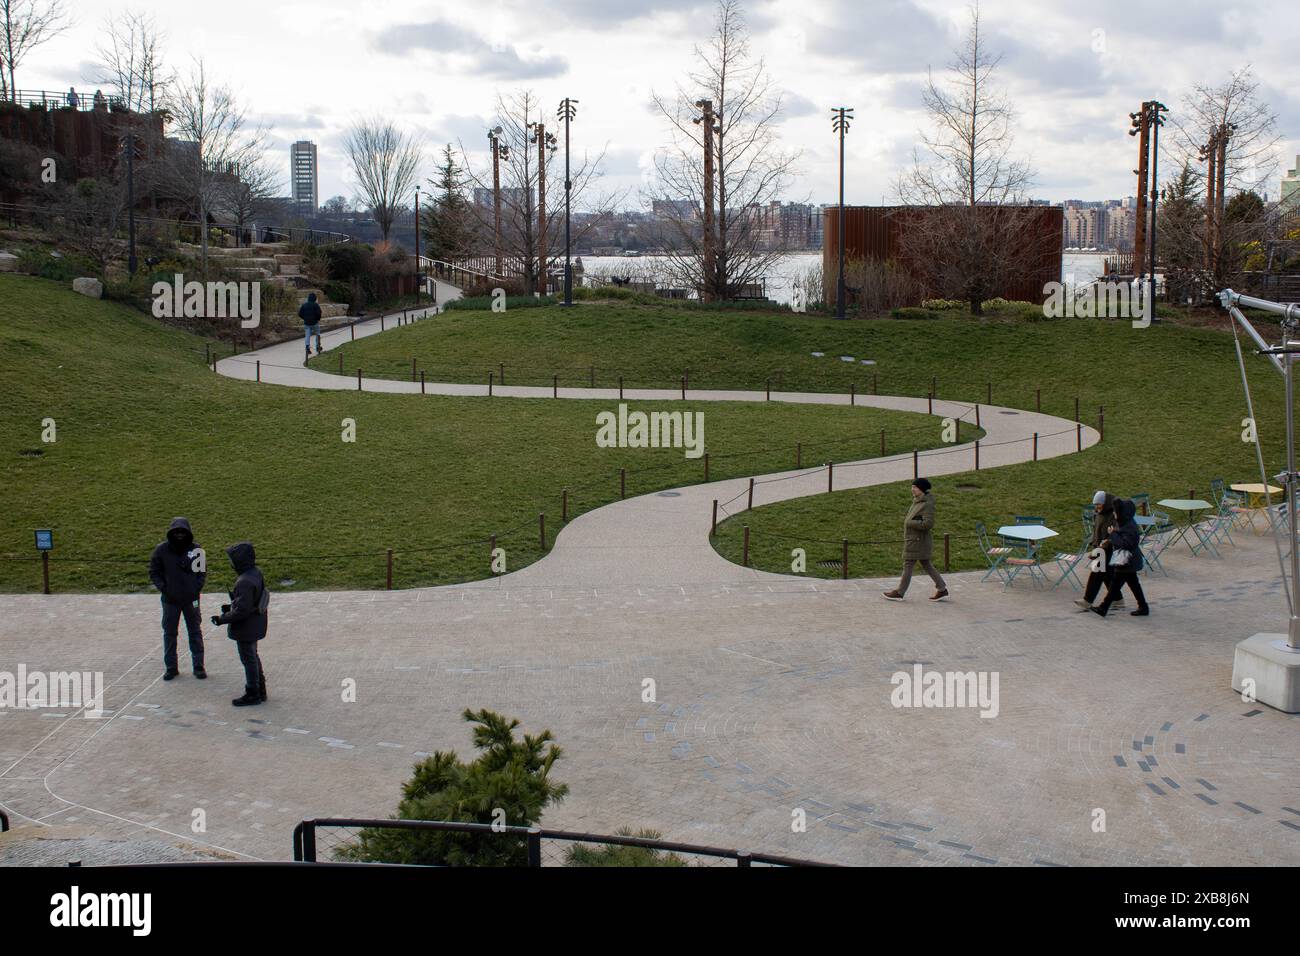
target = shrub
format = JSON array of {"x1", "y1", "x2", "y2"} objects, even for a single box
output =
[
  {"x1": 445, "y1": 294, "x2": 557, "y2": 311},
  {"x1": 890, "y1": 306, "x2": 942, "y2": 320},
  {"x1": 566, "y1": 828, "x2": 689, "y2": 867},
  {"x1": 921, "y1": 298, "x2": 965, "y2": 310},
  {"x1": 335, "y1": 709, "x2": 567, "y2": 867}
]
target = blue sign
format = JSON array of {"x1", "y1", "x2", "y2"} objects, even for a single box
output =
[{"x1": 34, "y1": 529, "x2": 53, "y2": 551}]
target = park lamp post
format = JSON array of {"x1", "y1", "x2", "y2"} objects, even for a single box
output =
[
  {"x1": 1218, "y1": 288, "x2": 1300, "y2": 711},
  {"x1": 1146, "y1": 101, "x2": 1167, "y2": 308},
  {"x1": 556, "y1": 97, "x2": 579, "y2": 306},
  {"x1": 832, "y1": 107, "x2": 854, "y2": 319},
  {"x1": 414, "y1": 184, "x2": 421, "y2": 307},
  {"x1": 488, "y1": 127, "x2": 510, "y2": 277}
]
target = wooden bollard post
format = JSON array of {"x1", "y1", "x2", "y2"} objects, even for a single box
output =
[
  {"x1": 1189, "y1": 487, "x2": 1195, "y2": 501},
  {"x1": 1035, "y1": 387, "x2": 1041, "y2": 412},
  {"x1": 943, "y1": 533, "x2": 951, "y2": 573},
  {"x1": 411, "y1": 357, "x2": 417, "y2": 381},
  {"x1": 766, "y1": 378, "x2": 770, "y2": 401},
  {"x1": 828, "y1": 461, "x2": 834, "y2": 492},
  {"x1": 1033, "y1": 432, "x2": 1039, "y2": 461},
  {"x1": 419, "y1": 369, "x2": 425, "y2": 394},
  {"x1": 381, "y1": 315, "x2": 385, "y2": 332},
  {"x1": 1074, "y1": 396, "x2": 1080, "y2": 422},
  {"x1": 350, "y1": 322, "x2": 355, "y2": 341},
  {"x1": 880, "y1": 429, "x2": 885, "y2": 457},
  {"x1": 338, "y1": 353, "x2": 344, "y2": 375},
  {"x1": 704, "y1": 452, "x2": 710, "y2": 482},
  {"x1": 841, "y1": 539, "x2": 849, "y2": 580},
  {"x1": 711, "y1": 499, "x2": 718, "y2": 537},
  {"x1": 975, "y1": 403, "x2": 981, "y2": 428},
  {"x1": 490, "y1": 534, "x2": 497, "y2": 573},
  {"x1": 357, "y1": 368, "x2": 362, "y2": 391},
  {"x1": 796, "y1": 442, "x2": 802, "y2": 468},
  {"x1": 539, "y1": 513, "x2": 546, "y2": 550},
  {"x1": 590, "y1": 365, "x2": 595, "y2": 387},
  {"x1": 212, "y1": 351, "x2": 217, "y2": 372},
  {"x1": 931, "y1": 376, "x2": 936, "y2": 397},
  {"x1": 927, "y1": 392, "x2": 933, "y2": 415},
  {"x1": 499, "y1": 362, "x2": 505, "y2": 385},
  {"x1": 489, "y1": 371, "x2": 494, "y2": 396},
  {"x1": 681, "y1": 375, "x2": 686, "y2": 400},
  {"x1": 1076, "y1": 422, "x2": 1082, "y2": 451},
  {"x1": 742, "y1": 526, "x2": 750, "y2": 566},
  {"x1": 850, "y1": 383, "x2": 856, "y2": 406},
  {"x1": 386, "y1": 549, "x2": 393, "y2": 590},
  {"x1": 872, "y1": 372, "x2": 878, "y2": 395},
  {"x1": 975, "y1": 440, "x2": 980, "y2": 470},
  {"x1": 748, "y1": 477, "x2": 755, "y2": 510},
  {"x1": 618, "y1": 376, "x2": 624, "y2": 400},
  {"x1": 41, "y1": 551, "x2": 50, "y2": 594},
  {"x1": 256, "y1": 359, "x2": 260, "y2": 382},
  {"x1": 232, "y1": 339, "x2": 238, "y2": 355},
  {"x1": 620, "y1": 469, "x2": 626, "y2": 498},
  {"x1": 1099, "y1": 405, "x2": 1105, "y2": 441},
  {"x1": 912, "y1": 448, "x2": 918, "y2": 479},
  {"x1": 553, "y1": 374, "x2": 558, "y2": 398},
  {"x1": 562, "y1": 488, "x2": 568, "y2": 522},
  {"x1": 205, "y1": 343, "x2": 210, "y2": 365}
]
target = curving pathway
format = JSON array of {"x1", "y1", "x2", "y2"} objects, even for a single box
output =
[{"x1": 215, "y1": 285, "x2": 1100, "y2": 587}]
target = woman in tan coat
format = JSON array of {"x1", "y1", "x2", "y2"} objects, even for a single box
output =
[{"x1": 883, "y1": 478, "x2": 948, "y2": 601}]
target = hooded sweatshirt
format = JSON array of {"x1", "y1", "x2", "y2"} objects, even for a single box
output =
[
  {"x1": 298, "y1": 293, "x2": 322, "y2": 326},
  {"x1": 1107, "y1": 499, "x2": 1145, "y2": 572},
  {"x1": 215, "y1": 542, "x2": 267, "y2": 642},
  {"x1": 148, "y1": 517, "x2": 206, "y2": 604}
]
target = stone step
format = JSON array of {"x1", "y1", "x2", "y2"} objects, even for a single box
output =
[
  {"x1": 320, "y1": 303, "x2": 350, "y2": 318},
  {"x1": 273, "y1": 254, "x2": 303, "y2": 266},
  {"x1": 278, "y1": 264, "x2": 301, "y2": 276}
]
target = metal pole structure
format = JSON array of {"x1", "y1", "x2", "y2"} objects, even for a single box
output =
[
  {"x1": 1199, "y1": 127, "x2": 1220, "y2": 275},
  {"x1": 1147, "y1": 101, "x2": 1167, "y2": 308},
  {"x1": 126, "y1": 130, "x2": 137, "y2": 275},
  {"x1": 832, "y1": 108, "x2": 853, "y2": 319},
  {"x1": 531, "y1": 122, "x2": 556, "y2": 296},
  {"x1": 694, "y1": 100, "x2": 716, "y2": 303},
  {"x1": 413, "y1": 185, "x2": 421, "y2": 307},
  {"x1": 489, "y1": 127, "x2": 507, "y2": 277},
  {"x1": 557, "y1": 97, "x2": 578, "y2": 306},
  {"x1": 1129, "y1": 104, "x2": 1150, "y2": 285},
  {"x1": 1219, "y1": 288, "x2": 1300, "y2": 651}
]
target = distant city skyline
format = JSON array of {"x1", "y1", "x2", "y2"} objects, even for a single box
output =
[{"x1": 32, "y1": 0, "x2": 1297, "y2": 211}]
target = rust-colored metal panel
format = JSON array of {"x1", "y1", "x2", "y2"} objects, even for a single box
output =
[{"x1": 824, "y1": 205, "x2": 1063, "y2": 304}]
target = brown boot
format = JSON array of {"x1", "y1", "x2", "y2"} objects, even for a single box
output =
[
  {"x1": 882, "y1": 590, "x2": 905, "y2": 601},
  {"x1": 929, "y1": 589, "x2": 949, "y2": 601}
]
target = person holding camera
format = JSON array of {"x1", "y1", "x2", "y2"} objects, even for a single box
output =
[{"x1": 209, "y1": 542, "x2": 269, "y2": 706}]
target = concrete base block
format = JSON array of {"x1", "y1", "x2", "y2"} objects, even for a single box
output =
[{"x1": 1231, "y1": 633, "x2": 1300, "y2": 713}]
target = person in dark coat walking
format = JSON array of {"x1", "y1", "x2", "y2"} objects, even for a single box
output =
[
  {"x1": 149, "y1": 517, "x2": 206, "y2": 680},
  {"x1": 883, "y1": 478, "x2": 949, "y2": 601},
  {"x1": 209, "y1": 542, "x2": 269, "y2": 706},
  {"x1": 1091, "y1": 499, "x2": 1150, "y2": 617},
  {"x1": 298, "y1": 292, "x2": 323, "y2": 363},
  {"x1": 1075, "y1": 490, "x2": 1124, "y2": 610}
]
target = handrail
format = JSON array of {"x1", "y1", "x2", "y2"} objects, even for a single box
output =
[
  {"x1": 4, "y1": 89, "x2": 127, "y2": 112},
  {"x1": 293, "y1": 817, "x2": 837, "y2": 867}
]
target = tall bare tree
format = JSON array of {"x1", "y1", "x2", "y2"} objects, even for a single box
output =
[
  {"x1": 162, "y1": 58, "x2": 265, "y2": 272},
  {"x1": 1, "y1": 0, "x2": 70, "y2": 99},
  {"x1": 92, "y1": 8, "x2": 172, "y2": 114},
  {"x1": 649, "y1": 0, "x2": 798, "y2": 301},
  {"x1": 343, "y1": 116, "x2": 422, "y2": 241},
  {"x1": 896, "y1": 1, "x2": 1043, "y2": 314},
  {"x1": 217, "y1": 150, "x2": 280, "y2": 246}
]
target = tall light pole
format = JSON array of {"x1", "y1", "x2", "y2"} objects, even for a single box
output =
[
  {"x1": 832, "y1": 107, "x2": 854, "y2": 319},
  {"x1": 530, "y1": 122, "x2": 557, "y2": 295},
  {"x1": 557, "y1": 97, "x2": 579, "y2": 307},
  {"x1": 488, "y1": 127, "x2": 509, "y2": 277},
  {"x1": 692, "y1": 99, "x2": 717, "y2": 303},
  {"x1": 413, "y1": 184, "x2": 421, "y2": 306},
  {"x1": 1129, "y1": 105, "x2": 1150, "y2": 285},
  {"x1": 1146, "y1": 101, "x2": 1167, "y2": 305}
]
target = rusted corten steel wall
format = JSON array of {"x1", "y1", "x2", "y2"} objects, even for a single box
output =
[
  {"x1": 823, "y1": 205, "x2": 1063, "y2": 303},
  {"x1": 0, "y1": 104, "x2": 164, "y2": 187}
]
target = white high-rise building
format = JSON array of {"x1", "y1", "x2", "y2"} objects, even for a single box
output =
[{"x1": 290, "y1": 141, "x2": 319, "y2": 214}]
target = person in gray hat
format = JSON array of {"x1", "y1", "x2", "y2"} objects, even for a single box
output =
[
  {"x1": 883, "y1": 478, "x2": 948, "y2": 601},
  {"x1": 1075, "y1": 490, "x2": 1124, "y2": 610}
]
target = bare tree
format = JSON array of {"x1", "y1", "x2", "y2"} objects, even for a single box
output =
[
  {"x1": 457, "y1": 89, "x2": 620, "y2": 291},
  {"x1": 343, "y1": 116, "x2": 422, "y2": 241},
  {"x1": 92, "y1": 8, "x2": 172, "y2": 114},
  {"x1": 217, "y1": 148, "x2": 280, "y2": 246},
  {"x1": 162, "y1": 58, "x2": 264, "y2": 272},
  {"x1": 648, "y1": 0, "x2": 798, "y2": 301},
  {"x1": 896, "y1": 1, "x2": 1043, "y2": 314},
  {"x1": 1, "y1": 0, "x2": 69, "y2": 100}
]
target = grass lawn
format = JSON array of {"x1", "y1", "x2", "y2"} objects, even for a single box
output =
[
  {"x1": 309, "y1": 295, "x2": 1292, "y2": 581},
  {"x1": 0, "y1": 275, "x2": 948, "y2": 594}
]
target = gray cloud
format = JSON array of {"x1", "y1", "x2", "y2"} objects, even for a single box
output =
[
  {"x1": 373, "y1": 19, "x2": 568, "y2": 80},
  {"x1": 806, "y1": 0, "x2": 948, "y2": 72}
]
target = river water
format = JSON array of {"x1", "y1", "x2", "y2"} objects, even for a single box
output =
[{"x1": 577, "y1": 252, "x2": 1111, "y2": 306}]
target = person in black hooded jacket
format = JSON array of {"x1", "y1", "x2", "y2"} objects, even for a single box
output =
[
  {"x1": 299, "y1": 292, "x2": 322, "y2": 363},
  {"x1": 209, "y1": 542, "x2": 268, "y2": 706},
  {"x1": 149, "y1": 517, "x2": 206, "y2": 680},
  {"x1": 1091, "y1": 499, "x2": 1150, "y2": 618}
]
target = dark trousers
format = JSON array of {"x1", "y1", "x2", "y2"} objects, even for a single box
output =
[
  {"x1": 898, "y1": 559, "x2": 946, "y2": 595},
  {"x1": 236, "y1": 640, "x2": 264, "y2": 692},
  {"x1": 1083, "y1": 569, "x2": 1116, "y2": 603},
  {"x1": 1097, "y1": 571, "x2": 1147, "y2": 615},
  {"x1": 161, "y1": 599, "x2": 204, "y2": 671}
]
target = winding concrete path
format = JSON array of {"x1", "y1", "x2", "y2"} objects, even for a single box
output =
[{"x1": 215, "y1": 288, "x2": 1100, "y2": 587}]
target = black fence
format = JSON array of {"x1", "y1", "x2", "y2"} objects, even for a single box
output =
[
  {"x1": 292, "y1": 818, "x2": 836, "y2": 867},
  {"x1": 8, "y1": 89, "x2": 126, "y2": 112}
]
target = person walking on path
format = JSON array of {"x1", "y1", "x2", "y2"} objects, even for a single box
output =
[
  {"x1": 883, "y1": 478, "x2": 948, "y2": 601},
  {"x1": 1090, "y1": 499, "x2": 1150, "y2": 617},
  {"x1": 149, "y1": 517, "x2": 207, "y2": 680},
  {"x1": 1075, "y1": 490, "x2": 1124, "y2": 610},
  {"x1": 209, "y1": 542, "x2": 269, "y2": 706},
  {"x1": 298, "y1": 292, "x2": 322, "y2": 364}
]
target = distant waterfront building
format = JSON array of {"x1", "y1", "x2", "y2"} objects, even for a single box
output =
[
  {"x1": 1283, "y1": 156, "x2": 1300, "y2": 212},
  {"x1": 1063, "y1": 203, "x2": 1107, "y2": 249},
  {"x1": 473, "y1": 186, "x2": 534, "y2": 210},
  {"x1": 290, "y1": 141, "x2": 319, "y2": 214},
  {"x1": 652, "y1": 198, "x2": 697, "y2": 221}
]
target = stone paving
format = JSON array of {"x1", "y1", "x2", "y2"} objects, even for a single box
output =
[{"x1": 1, "y1": 299, "x2": 1296, "y2": 866}]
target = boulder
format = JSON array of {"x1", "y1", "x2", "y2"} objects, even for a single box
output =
[
  {"x1": 72, "y1": 277, "x2": 104, "y2": 299},
  {"x1": 0, "y1": 251, "x2": 18, "y2": 273}
]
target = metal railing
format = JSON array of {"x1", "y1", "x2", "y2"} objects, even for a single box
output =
[
  {"x1": 292, "y1": 818, "x2": 836, "y2": 867},
  {"x1": 5, "y1": 89, "x2": 127, "y2": 111}
]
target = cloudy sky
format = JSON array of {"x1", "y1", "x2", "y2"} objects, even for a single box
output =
[{"x1": 25, "y1": 0, "x2": 1300, "y2": 209}]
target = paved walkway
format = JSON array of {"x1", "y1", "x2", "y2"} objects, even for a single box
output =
[{"x1": 2, "y1": 293, "x2": 1295, "y2": 867}]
